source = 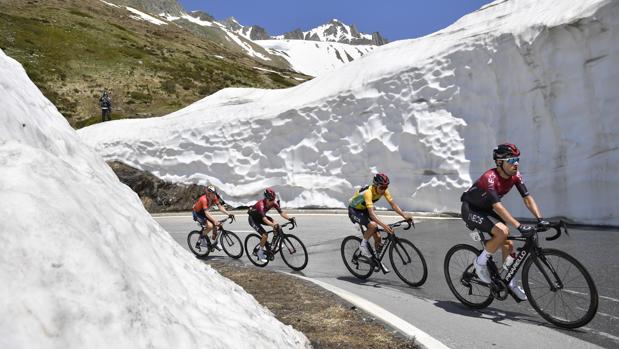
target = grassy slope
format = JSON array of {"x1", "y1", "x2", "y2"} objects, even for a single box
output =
[{"x1": 0, "y1": 0, "x2": 308, "y2": 128}]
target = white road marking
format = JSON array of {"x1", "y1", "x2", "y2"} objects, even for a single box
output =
[{"x1": 284, "y1": 273, "x2": 450, "y2": 349}]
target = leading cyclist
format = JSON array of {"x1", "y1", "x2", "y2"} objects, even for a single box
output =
[{"x1": 461, "y1": 143, "x2": 549, "y2": 301}]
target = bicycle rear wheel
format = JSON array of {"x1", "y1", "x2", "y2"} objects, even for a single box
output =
[
  {"x1": 444, "y1": 244, "x2": 493, "y2": 308},
  {"x1": 341, "y1": 236, "x2": 374, "y2": 279},
  {"x1": 187, "y1": 230, "x2": 211, "y2": 258},
  {"x1": 244, "y1": 233, "x2": 268, "y2": 267},
  {"x1": 522, "y1": 248, "x2": 598, "y2": 328},
  {"x1": 220, "y1": 230, "x2": 243, "y2": 259},
  {"x1": 279, "y1": 234, "x2": 308, "y2": 271},
  {"x1": 389, "y1": 238, "x2": 428, "y2": 287}
]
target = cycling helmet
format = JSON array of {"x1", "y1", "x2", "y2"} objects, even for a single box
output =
[
  {"x1": 264, "y1": 187, "x2": 276, "y2": 200},
  {"x1": 205, "y1": 184, "x2": 217, "y2": 194},
  {"x1": 373, "y1": 173, "x2": 390, "y2": 186},
  {"x1": 493, "y1": 143, "x2": 520, "y2": 160}
]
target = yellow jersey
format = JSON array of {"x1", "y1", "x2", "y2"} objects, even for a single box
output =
[{"x1": 349, "y1": 185, "x2": 393, "y2": 210}]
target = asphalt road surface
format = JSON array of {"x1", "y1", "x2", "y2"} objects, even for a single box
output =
[{"x1": 155, "y1": 212, "x2": 619, "y2": 349}]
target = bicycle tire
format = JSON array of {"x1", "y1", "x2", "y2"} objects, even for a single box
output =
[
  {"x1": 279, "y1": 234, "x2": 308, "y2": 271},
  {"x1": 389, "y1": 238, "x2": 428, "y2": 287},
  {"x1": 444, "y1": 244, "x2": 494, "y2": 309},
  {"x1": 522, "y1": 248, "x2": 598, "y2": 328},
  {"x1": 187, "y1": 230, "x2": 210, "y2": 258},
  {"x1": 220, "y1": 230, "x2": 243, "y2": 259},
  {"x1": 244, "y1": 233, "x2": 269, "y2": 267},
  {"x1": 340, "y1": 236, "x2": 374, "y2": 279}
]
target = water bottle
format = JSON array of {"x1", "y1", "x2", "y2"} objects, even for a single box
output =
[{"x1": 502, "y1": 254, "x2": 515, "y2": 271}]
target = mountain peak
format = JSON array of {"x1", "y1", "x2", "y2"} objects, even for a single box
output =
[{"x1": 279, "y1": 19, "x2": 388, "y2": 45}]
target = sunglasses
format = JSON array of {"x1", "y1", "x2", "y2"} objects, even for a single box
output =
[
  {"x1": 503, "y1": 157, "x2": 519, "y2": 164},
  {"x1": 378, "y1": 185, "x2": 389, "y2": 190}
]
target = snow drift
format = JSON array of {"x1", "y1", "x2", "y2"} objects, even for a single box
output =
[
  {"x1": 79, "y1": 0, "x2": 619, "y2": 225},
  {"x1": 0, "y1": 50, "x2": 309, "y2": 348}
]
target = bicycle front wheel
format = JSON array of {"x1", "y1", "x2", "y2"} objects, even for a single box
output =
[
  {"x1": 444, "y1": 244, "x2": 494, "y2": 309},
  {"x1": 220, "y1": 230, "x2": 243, "y2": 259},
  {"x1": 522, "y1": 248, "x2": 598, "y2": 328},
  {"x1": 341, "y1": 236, "x2": 374, "y2": 279},
  {"x1": 279, "y1": 234, "x2": 308, "y2": 271},
  {"x1": 244, "y1": 233, "x2": 268, "y2": 267},
  {"x1": 187, "y1": 230, "x2": 210, "y2": 258},
  {"x1": 389, "y1": 238, "x2": 428, "y2": 287}
]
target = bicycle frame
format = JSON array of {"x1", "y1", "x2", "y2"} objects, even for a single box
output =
[
  {"x1": 357, "y1": 220, "x2": 413, "y2": 270},
  {"x1": 473, "y1": 221, "x2": 568, "y2": 299},
  {"x1": 263, "y1": 220, "x2": 297, "y2": 257}
]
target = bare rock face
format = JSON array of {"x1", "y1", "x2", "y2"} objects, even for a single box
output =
[
  {"x1": 108, "y1": 161, "x2": 206, "y2": 212},
  {"x1": 249, "y1": 26, "x2": 271, "y2": 40},
  {"x1": 284, "y1": 29, "x2": 305, "y2": 40}
]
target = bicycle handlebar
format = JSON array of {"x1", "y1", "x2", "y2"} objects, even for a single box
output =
[
  {"x1": 389, "y1": 219, "x2": 414, "y2": 230},
  {"x1": 538, "y1": 220, "x2": 569, "y2": 241}
]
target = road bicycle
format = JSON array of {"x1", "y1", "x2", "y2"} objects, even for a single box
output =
[
  {"x1": 187, "y1": 216, "x2": 243, "y2": 259},
  {"x1": 341, "y1": 219, "x2": 428, "y2": 287},
  {"x1": 444, "y1": 220, "x2": 598, "y2": 328},
  {"x1": 245, "y1": 220, "x2": 309, "y2": 271}
]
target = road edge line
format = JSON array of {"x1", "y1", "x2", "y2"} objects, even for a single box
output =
[{"x1": 283, "y1": 272, "x2": 450, "y2": 349}]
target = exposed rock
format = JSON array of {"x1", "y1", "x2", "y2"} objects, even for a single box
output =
[
  {"x1": 284, "y1": 29, "x2": 305, "y2": 40},
  {"x1": 108, "y1": 161, "x2": 233, "y2": 212}
]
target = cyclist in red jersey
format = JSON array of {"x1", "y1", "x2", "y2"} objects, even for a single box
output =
[
  {"x1": 192, "y1": 185, "x2": 234, "y2": 250},
  {"x1": 248, "y1": 188, "x2": 295, "y2": 262},
  {"x1": 461, "y1": 143, "x2": 549, "y2": 300}
]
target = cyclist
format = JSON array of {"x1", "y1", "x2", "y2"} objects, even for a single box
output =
[
  {"x1": 248, "y1": 188, "x2": 295, "y2": 263},
  {"x1": 192, "y1": 185, "x2": 234, "y2": 250},
  {"x1": 348, "y1": 173, "x2": 413, "y2": 272},
  {"x1": 461, "y1": 143, "x2": 548, "y2": 301}
]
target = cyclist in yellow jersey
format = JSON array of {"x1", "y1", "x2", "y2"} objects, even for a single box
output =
[{"x1": 348, "y1": 173, "x2": 413, "y2": 267}]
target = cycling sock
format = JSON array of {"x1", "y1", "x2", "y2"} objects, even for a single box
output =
[
  {"x1": 477, "y1": 250, "x2": 490, "y2": 265},
  {"x1": 361, "y1": 239, "x2": 368, "y2": 246}
]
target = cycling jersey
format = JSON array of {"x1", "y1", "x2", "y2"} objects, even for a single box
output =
[
  {"x1": 193, "y1": 194, "x2": 220, "y2": 212},
  {"x1": 248, "y1": 199, "x2": 282, "y2": 220},
  {"x1": 349, "y1": 185, "x2": 393, "y2": 210},
  {"x1": 461, "y1": 168, "x2": 529, "y2": 211}
]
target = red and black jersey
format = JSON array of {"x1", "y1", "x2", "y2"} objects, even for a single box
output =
[
  {"x1": 461, "y1": 168, "x2": 529, "y2": 211},
  {"x1": 248, "y1": 199, "x2": 282, "y2": 220}
]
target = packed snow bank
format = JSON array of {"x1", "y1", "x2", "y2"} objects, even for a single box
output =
[
  {"x1": 0, "y1": 50, "x2": 309, "y2": 348},
  {"x1": 79, "y1": 0, "x2": 619, "y2": 225},
  {"x1": 256, "y1": 40, "x2": 374, "y2": 76}
]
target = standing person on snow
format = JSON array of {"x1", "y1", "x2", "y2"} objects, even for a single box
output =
[
  {"x1": 99, "y1": 89, "x2": 112, "y2": 122},
  {"x1": 460, "y1": 143, "x2": 549, "y2": 301}
]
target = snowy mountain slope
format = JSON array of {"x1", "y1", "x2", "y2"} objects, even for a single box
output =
[
  {"x1": 79, "y1": 0, "x2": 619, "y2": 225},
  {"x1": 0, "y1": 50, "x2": 309, "y2": 348},
  {"x1": 256, "y1": 39, "x2": 375, "y2": 77}
]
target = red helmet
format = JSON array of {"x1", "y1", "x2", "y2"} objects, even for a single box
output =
[
  {"x1": 264, "y1": 187, "x2": 276, "y2": 200},
  {"x1": 493, "y1": 143, "x2": 520, "y2": 160},
  {"x1": 373, "y1": 173, "x2": 390, "y2": 186}
]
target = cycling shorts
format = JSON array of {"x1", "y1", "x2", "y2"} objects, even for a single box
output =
[
  {"x1": 248, "y1": 215, "x2": 274, "y2": 236},
  {"x1": 461, "y1": 201, "x2": 504, "y2": 234},
  {"x1": 348, "y1": 207, "x2": 371, "y2": 227}
]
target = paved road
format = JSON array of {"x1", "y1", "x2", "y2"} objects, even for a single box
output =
[{"x1": 156, "y1": 213, "x2": 619, "y2": 349}]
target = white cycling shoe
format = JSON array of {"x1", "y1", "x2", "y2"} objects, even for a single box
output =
[
  {"x1": 474, "y1": 258, "x2": 492, "y2": 284},
  {"x1": 509, "y1": 283, "x2": 528, "y2": 301},
  {"x1": 359, "y1": 243, "x2": 372, "y2": 258},
  {"x1": 257, "y1": 249, "x2": 268, "y2": 263}
]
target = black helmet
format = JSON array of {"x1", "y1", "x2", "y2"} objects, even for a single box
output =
[
  {"x1": 372, "y1": 173, "x2": 390, "y2": 186},
  {"x1": 493, "y1": 143, "x2": 520, "y2": 160},
  {"x1": 264, "y1": 187, "x2": 276, "y2": 200}
]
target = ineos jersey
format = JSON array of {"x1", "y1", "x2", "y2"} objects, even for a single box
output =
[
  {"x1": 248, "y1": 199, "x2": 282, "y2": 220},
  {"x1": 461, "y1": 168, "x2": 529, "y2": 211}
]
